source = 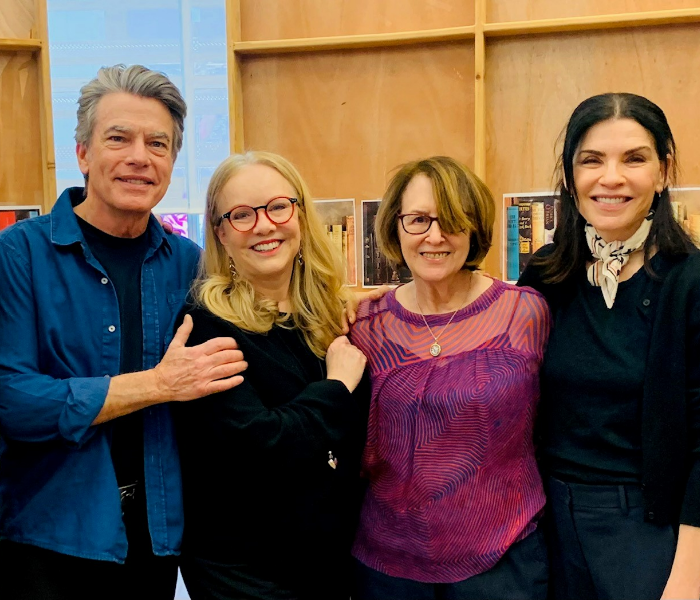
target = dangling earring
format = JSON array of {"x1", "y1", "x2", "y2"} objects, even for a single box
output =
[
  {"x1": 297, "y1": 247, "x2": 304, "y2": 267},
  {"x1": 228, "y1": 257, "x2": 238, "y2": 280}
]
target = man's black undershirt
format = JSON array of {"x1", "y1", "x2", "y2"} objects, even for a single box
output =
[{"x1": 77, "y1": 215, "x2": 150, "y2": 489}]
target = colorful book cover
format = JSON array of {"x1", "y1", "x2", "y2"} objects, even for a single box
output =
[
  {"x1": 506, "y1": 205, "x2": 520, "y2": 281},
  {"x1": 543, "y1": 196, "x2": 558, "y2": 245},
  {"x1": 0, "y1": 212, "x2": 17, "y2": 231},
  {"x1": 518, "y1": 200, "x2": 533, "y2": 274}
]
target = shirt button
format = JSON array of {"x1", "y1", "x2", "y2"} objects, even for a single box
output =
[
  {"x1": 647, "y1": 511, "x2": 655, "y2": 521},
  {"x1": 108, "y1": 325, "x2": 116, "y2": 333},
  {"x1": 642, "y1": 299, "x2": 651, "y2": 307},
  {"x1": 101, "y1": 277, "x2": 109, "y2": 285}
]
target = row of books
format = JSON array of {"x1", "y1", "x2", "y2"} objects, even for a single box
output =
[
  {"x1": 0, "y1": 209, "x2": 41, "y2": 232},
  {"x1": 506, "y1": 196, "x2": 560, "y2": 281},
  {"x1": 325, "y1": 215, "x2": 357, "y2": 285},
  {"x1": 506, "y1": 197, "x2": 699, "y2": 282},
  {"x1": 671, "y1": 202, "x2": 700, "y2": 246}
]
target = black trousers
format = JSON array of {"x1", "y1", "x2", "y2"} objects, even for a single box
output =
[
  {"x1": 545, "y1": 476, "x2": 677, "y2": 600},
  {"x1": 180, "y1": 552, "x2": 352, "y2": 600},
  {"x1": 0, "y1": 486, "x2": 178, "y2": 600},
  {"x1": 353, "y1": 527, "x2": 549, "y2": 600}
]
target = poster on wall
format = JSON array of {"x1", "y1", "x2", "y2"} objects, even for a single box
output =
[
  {"x1": 361, "y1": 199, "x2": 412, "y2": 288},
  {"x1": 0, "y1": 206, "x2": 42, "y2": 232},
  {"x1": 312, "y1": 199, "x2": 358, "y2": 287}
]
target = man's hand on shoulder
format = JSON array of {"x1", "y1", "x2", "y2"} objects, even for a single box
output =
[
  {"x1": 93, "y1": 315, "x2": 247, "y2": 425},
  {"x1": 154, "y1": 314, "x2": 247, "y2": 400}
]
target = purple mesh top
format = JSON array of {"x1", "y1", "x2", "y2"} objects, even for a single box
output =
[{"x1": 349, "y1": 278, "x2": 550, "y2": 583}]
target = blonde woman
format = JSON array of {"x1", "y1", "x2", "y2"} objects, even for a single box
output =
[{"x1": 174, "y1": 151, "x2": 369, "y2": 600}]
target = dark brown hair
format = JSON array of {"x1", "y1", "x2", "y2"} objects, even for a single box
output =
[{"x1": 533, "y1": 92, "x2": 695, "y2": 283}]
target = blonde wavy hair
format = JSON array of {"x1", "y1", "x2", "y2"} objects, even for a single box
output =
[{"x1": 195, "y1": 151, "x2": 349, "y2": 358}]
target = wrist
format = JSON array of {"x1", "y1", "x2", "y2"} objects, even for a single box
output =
[
  {"x1": 326, "y1": 375, "x2": 353, "y2": 393},
  {"x1": 147, "y1": 365, "x2": 173, "y2": 403}
]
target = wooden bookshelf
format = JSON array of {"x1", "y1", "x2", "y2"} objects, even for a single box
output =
[
  {"x1": 0, "y1": 0, "x2": 55, "y2": 214},
  {"x1": 226, "y1": 0, "x2": 700, "y2": 283}
]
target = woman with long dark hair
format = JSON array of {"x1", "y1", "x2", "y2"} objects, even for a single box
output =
[{"x1": 519, "y1": 93, "x2": 700, "y2": 600}]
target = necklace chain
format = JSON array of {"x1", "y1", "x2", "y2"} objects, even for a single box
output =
[{"x1": 415, "y1": 274, "x2": 473, "y2": 358}]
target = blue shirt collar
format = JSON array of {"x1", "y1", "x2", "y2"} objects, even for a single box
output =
[{"x1": 50, "y1": 187, "x2": 171, "y2": 253}]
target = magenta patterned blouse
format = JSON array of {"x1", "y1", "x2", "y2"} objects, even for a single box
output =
[{"x1": 349, "y1": 279, "x2": 550, "y2": 583}]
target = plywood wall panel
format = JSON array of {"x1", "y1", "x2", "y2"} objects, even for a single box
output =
[
  {"x1": 241, "y1": 43, "x2": 475, "y2": 204},
  {"x1": 0, "y1": 0, "x2": 36, "y2": 39},
  {"x1": 487, "y1": 0, "x2": 700, "y2": 24},
  {"x1": 0, "y1": 53, "x2": 44, "y2": 206},
  {"x1": 483, "y1": 24, "x2": 700, "y2": 276},
  {"x1": 240, "y1": 0, "x2": 474, "y2": 41}
]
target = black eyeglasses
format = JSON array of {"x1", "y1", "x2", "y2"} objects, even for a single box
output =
[
  {"x1": 397, "y1": 213, "x2": 443, "y2": 235},
  {"x1": 218, "y1": 196, "x2": 298, "y2": 232}
]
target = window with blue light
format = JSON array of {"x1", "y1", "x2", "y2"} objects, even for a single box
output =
[{"x1": 48, "y1": 0, "x2": 230, "y2": 240}]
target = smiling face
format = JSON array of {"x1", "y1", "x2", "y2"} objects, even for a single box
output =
[
  {"x1": 398, "y1": 174, "x2": 471, "y2": 286},
  {"x1": 76, "y1": 92, "x2": 174, "y2": 230},
  {"x1": 573, "y1": 118, "x2": 666, "y2": 243},
  {"x1": 215, "y1": 163, "x2": 301, "y2": 291}
]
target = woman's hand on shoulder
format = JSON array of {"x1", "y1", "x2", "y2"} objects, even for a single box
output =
[
  {"x1": 342, "y1": 286, "x2": 392, "y2": 333},
  {"x1": 325, "y1": 335, "x2": 367, "y2": 392}
]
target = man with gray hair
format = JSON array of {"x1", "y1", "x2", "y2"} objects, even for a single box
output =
[{"x1": 0, "y1": 64, "x2": 246, "y2": 599}]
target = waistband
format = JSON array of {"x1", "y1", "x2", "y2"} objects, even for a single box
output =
[{"x1": 546, "y1": 475, "x2": 644, "y2": 510}]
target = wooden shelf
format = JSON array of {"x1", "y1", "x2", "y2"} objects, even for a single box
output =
[
  {"x1": 233, "y1": 26, "x2": 476, "y2": 55},
  {"x1": 484, "y1": 8, "x2": 700, "y2": 37},
  {"x1": 0, "y1": 38, "x2": 42, "y2": 52},
  {"x1": 226, "y1": 0, "x2": 700, "y2": 279},
  {"x1": 231, "y1": 8, "x2": 700, "y2": 57},
  {"x1": 1, "y1": 0, "x2": 55, "y2": 213}
]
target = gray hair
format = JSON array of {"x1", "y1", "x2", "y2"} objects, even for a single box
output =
[{"x1": 75, "y1": 64, "x2": 187, "y2": 159}]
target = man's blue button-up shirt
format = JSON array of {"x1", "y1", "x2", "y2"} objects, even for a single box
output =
[{"x1": 0, "y1": 188, "x2": 201, "y2": 562}]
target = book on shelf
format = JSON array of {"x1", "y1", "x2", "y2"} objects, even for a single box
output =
[
  {"x1": 345, "y1": 215, "x2": 356, "y2": 285},
  {"x1": 505, "y1": 195, "x2": 560, "y2": 280},
  {"x1": 0, "y1": 208, "x2": 41, "y2": 232},
  {"x1": 531, "y1": 200, "x2": 545, "y2": 253},
  {"x1": 363, "y1": 232, "x2": 372, "y2": 286},
  {"x1": 689, "y1": 213, "x2": 700, "y2": 246},
  {"x1": 518, "y1": 200, "x2": 533, "y2": 274},
  {"x1": 342, "y1": 228, "x2": 348, "y2": 275},
  {"x1": 506, "y1": 205, "x2": 519, "y2": 281},
  {"x1": 0, "y1": 212, "x2": 17, "y2": 230},
  {"x1": 543, "y1": 196, "x2": 559, "y2": 244},
  {"x1": 331, "y1": 223, "x2": 343, "y2": 257}
]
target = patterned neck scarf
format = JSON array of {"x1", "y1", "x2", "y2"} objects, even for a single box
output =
[{"x1": 585, "y1": 210, "x2": 654, "y2": 309}]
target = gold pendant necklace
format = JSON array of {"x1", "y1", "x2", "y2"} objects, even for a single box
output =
[
  {"x1": 415, "y1": 302, "x2": 460, "y2": 357},
  {"x1": 415, "y1": 274, "x2": 473, "y2": 358}
]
